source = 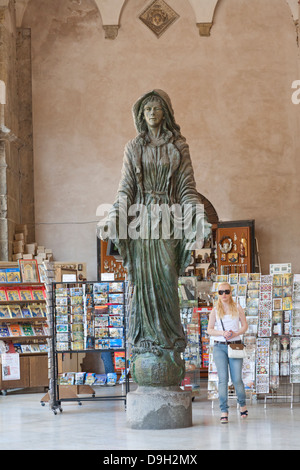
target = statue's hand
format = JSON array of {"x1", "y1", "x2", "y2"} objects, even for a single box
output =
[{"x1": 97, "y1": 219, "x2": 110, "y2": 241}]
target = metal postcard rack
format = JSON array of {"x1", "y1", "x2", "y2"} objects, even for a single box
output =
[{"x1": 49, "y1": 281, "x2": 130, "y2": 415}]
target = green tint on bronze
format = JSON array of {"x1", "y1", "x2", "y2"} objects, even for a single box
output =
[{"x1": 102, "y1": 90, "x2": 211, "y2": 386}]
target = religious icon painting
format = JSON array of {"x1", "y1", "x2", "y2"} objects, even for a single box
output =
[
  {"x1": 273, "y1": 287, "x2": 283, "y2": 298},
  {"x1": 18, "y1": 259, "x2": 40, "y2": 283},
  {"x1": 273, "y1": 298, "x2": 282, "y2": 310},
  {"x1": 139, "y1": 0, "x2": 180, "y2": 38},
  {"x1": 282, "y1": 273, "x2": 293, "y2": 286},
  {"x1": 282, "y1": 297, "x2": 292, "y2": 311},
  {"x1": 229, "y1": 273, "x2": 238, "y2": 285},
  {"x1": 239, "y1": 273, "x2": 248, "y2": 285},
  {"x1": 273, "y1": 274, "x2": 283, "y2": 286},
  {"x1": 248, "y1": 281, "x2": 260, "y2": 290},
  {"x1": 238, "y1": 284, "x2": 247, "y2": 297},
  {"x1": 228, "y1": 253, "x2": 238, "y2": 263},
  {"x1": 231, "y1": 285, "x2": 237, "y2": 297},
  {"x1": 249, "y1": 273, "x2": 261, "y2": 281},
  {"x1": 282, "y1": 286, "x2": 293, "y2": 298}
]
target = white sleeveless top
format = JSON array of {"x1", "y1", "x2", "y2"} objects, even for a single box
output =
[{"x1": 215, "y1": 310, "x2": 241, "y2": 343}]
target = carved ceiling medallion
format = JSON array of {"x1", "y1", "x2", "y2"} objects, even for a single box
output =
[{"x1": 139, "y1": 0, "x2": 179, "y2": 38}]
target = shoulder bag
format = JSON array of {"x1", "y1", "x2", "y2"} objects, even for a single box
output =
[{"x1": 220, "y1": 319, "x2": 247, "y2": 359}]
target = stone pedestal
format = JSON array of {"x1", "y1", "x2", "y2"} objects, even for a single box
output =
[{"x1": 126, "y1": 386, "x2": 192, "y2": 430}]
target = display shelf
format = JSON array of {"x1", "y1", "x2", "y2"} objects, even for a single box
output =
[
  {"x1": 49, "y1": 281, "x2": 130, "y2": 414},
  {"x1": 207, "y1": 271, "x2": 300, "y2": 405},
  {"x1": 0, "y1": 281, "x2": 49, "y2": 394}
]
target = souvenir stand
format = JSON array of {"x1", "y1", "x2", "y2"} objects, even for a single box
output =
[
  {"x1": 260, "y1": 267, "x2": 300, "y2": 408},
  {"x1": 207, "y1": 266, "x2": 300, "y2": 408},
  {"x1": 48, "y1": 280, "x2": 130, "y2": 415},
  {"x1": 0, "y1": 261, "x2": 49, "y2": 395}
]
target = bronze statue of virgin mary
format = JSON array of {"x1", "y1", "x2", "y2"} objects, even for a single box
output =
[{"x1": 101, "y1": 90, "x2": 211, "y2": 386}]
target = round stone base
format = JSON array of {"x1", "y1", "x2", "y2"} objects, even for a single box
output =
[{"x1": 126, "y1": 386, "x2": 193, "y2": 430}]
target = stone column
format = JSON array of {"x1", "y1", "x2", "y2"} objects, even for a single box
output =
[{"x1": 0, "y1": 1, "x2": 35, "y2": 260}]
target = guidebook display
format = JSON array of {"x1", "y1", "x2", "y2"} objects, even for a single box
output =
[
  {"x1": 0, "y1": 284, "x2": 48, "y2": 352},
  {"x1": 50, "y1": 281, "x2": 129, "y2": 414},
  {"x1": 207, "y1": 270, "x2": 300, "y2": 401},
  {"x1": 55, "y1": 282, "x2": 125, "y2": 352},
  {"x1": 0, "y1": 267, "x2": 50, "y2": 393},
  {"x1": 54, "y1": 282, "x2": 125, "y2": 352}
]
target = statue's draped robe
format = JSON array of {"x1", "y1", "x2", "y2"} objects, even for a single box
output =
[{"x1": 109, "y1": 130, "x2": 207, "y2": 351}]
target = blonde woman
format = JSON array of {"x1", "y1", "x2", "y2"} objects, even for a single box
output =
[{"x1": 207, "y1": 282, "x2": 248, "y2": 423}]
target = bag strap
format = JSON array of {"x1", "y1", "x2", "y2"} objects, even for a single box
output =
[
  {"x1": 221, "y1": 318, "x2": 244, "y2": 348},
  {"x1": 220, "y1": 319, "x2": 228, "y2": 344}
]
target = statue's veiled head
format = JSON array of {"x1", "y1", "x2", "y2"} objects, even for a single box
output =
[{"x1": 132, "y1": 89, "x2": 181, "y2": 137}]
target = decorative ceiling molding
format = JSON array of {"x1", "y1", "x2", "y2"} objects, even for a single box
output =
[
  {"x1": 286, "y1": 0, "x2": 299, "y2": 22},
  {"x1": 188, "y1": 0, "x2": 220, "y2": 36},
  {"x1": 12, "y1": 0, "x2": 300, "y2": 41},
  {"x1": 139, "y1": 0, "x2": 179, "y2": 38},
  {"x1": 94, "y1": 0, "x2": 127, "y2": 39}
]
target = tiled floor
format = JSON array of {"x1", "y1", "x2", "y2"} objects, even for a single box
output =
[{"x1": 0, "y1": 384, "x2": 299, "y2": 450}]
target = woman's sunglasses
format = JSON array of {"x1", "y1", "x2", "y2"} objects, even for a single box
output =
[{"x1": 218, "y1": 289, "x2": 231, "y2": 295}]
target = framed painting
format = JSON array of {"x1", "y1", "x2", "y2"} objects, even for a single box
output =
[{"x1": 18, "y1": 260, "x2": 40, "y2": 283}]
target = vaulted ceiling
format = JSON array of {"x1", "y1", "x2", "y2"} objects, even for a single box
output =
[{"x1": 12, "y1": 0, "x2": 300, "y2": 39}]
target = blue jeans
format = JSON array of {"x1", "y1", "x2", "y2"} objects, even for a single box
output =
[{"x1": 213, "y1": 342, "x2": 246, "y2": 413}]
